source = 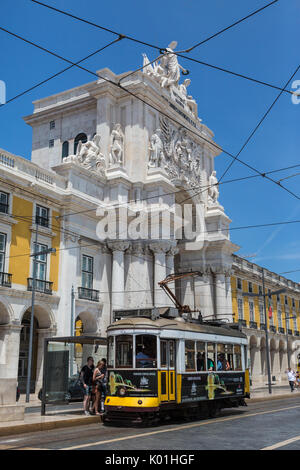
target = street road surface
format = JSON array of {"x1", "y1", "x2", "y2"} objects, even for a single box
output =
[{"x1": 1, "y1": 397, "x2": 300, "y2": 450}]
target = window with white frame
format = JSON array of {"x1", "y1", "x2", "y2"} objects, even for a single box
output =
[
  {"x1": 249, "y1": 301, "x2": 254, "y2": 322},
  {"x1": 82, "y1": 255, "x2": 93, "y2": 289},
  {"x1": 259, "y1": 302, "x2": 264, "y2": 324},
  {"x1": 293, "y1": 315, "x2": 297, "y2": 332},
  {"x1": 237, "y1": 278, "x2": 242, "y2": 290},
  {"x1": 278, "y1": 309, "x2": 282, "y2": 328},
  {"x1": 36, "y1": 205, "x2": 49, "y2": 227},
  {"x1": 238, "y1": 298, "x2": 243, "y2": 320},
  {"x1": 0, "y1": 232, "x2": 6, "y2": 272},
  {"x1": 0, "y1": 191, "x2": 9, "y2": 214},
  {"x1": 34, "y1": 243, "x2": 48, "y2": 281}
]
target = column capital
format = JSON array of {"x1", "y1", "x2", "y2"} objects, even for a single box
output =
[
  {"x1": 166, "y1": 245, "x2": 179, "y2": 257},
  {"x1": 0, "y1": 323, "x2": 22, "y2": 333},
  {"x1": 107, "y1": 240, "x2": 130, "y2": 252},
  {"x1": 210, "y1": 264, "x2": 231, "y2": 276},
  {"x1": 149, "y1": 240, "x2": 173, "y2": 255}
]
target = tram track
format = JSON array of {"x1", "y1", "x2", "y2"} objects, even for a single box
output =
[{"x1": 0, "y1": 397, "x2": 299, "y2": 450}]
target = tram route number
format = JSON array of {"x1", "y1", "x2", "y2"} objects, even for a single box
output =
[{"x1": 105, "y1": 454, "x2": 195, "y2": 466}]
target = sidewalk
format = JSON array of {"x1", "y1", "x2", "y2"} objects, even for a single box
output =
[
  {"x1": 0, "y1": 386, "x2": 298, "y2": 438},
  {"x1": 249, "y1": 383, "x2": 299, "y2": 402},
  {"x1": 0, "y1": 397, "x2": 101, "y2": 438}
]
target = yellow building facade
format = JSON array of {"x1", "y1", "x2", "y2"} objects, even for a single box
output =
[{"x1": 231, "y1": 255, "x2": 300, "y2": 386}]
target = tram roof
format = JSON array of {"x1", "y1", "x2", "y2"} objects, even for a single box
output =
[{"x1": 107, "y1": 317, "x2": 247, "y2": 339}]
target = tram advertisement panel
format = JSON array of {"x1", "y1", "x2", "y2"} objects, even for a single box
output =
[
  {"x1": 181, "y1": 372, "x2": 245, "y2": 402},
  {"x1": 108, "y1": 370, "x2": 158, "y2": 397}
]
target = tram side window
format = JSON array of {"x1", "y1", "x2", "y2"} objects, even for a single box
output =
[
  {"x1": 217, "y1": 344, "x2": 231, "y2": 371},
  {"x1": 185, "y1": 340, "x2": 196, "y2": 371},
  {"x1": 135, "y1": 335, "x2": 157, "y2": 368},
  {"x1": 234, "y1": 345, "x2": 242, "y2": 371},
  {"x1": 196, "y1": 342, "x2": 206, "y2": 371},
  {"x1": 207, "y1": 343, "x2": 216, "y2": 370},
  {"x1": 160, "y1": 341, "x2": 167, "y2": 368},
  {"x1": 108, "y1": 336, "x2": 115, "y2": 368},
  {"x1": 116, "y1": 335, "x2": 133, "y2": 368}
]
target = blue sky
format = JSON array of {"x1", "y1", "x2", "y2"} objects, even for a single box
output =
[{"x1": 1, "y1": 0, "x2": 299, "y2": 281}]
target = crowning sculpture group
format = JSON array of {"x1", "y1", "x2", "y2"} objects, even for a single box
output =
[{"x1": 63, "y1": 41, "x2": 219, "y2": 205}]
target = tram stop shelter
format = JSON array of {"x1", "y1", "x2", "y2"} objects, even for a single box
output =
[{"x1": 41, "y1": 335, "x2": 107, "y2": 415}]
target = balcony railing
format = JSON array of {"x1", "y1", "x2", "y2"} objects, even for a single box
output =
[
  {"x1": 278, "y1": 327, "x2": 285, "y2": 334},
  {"x1": 288, "y1": 329, "x2": 293, "y2": 335},
  {"x1": 27, "y1": 278, "x2": 53, "y2": 295},
  {"x1": 78, "y1": 287, "x2": 99, "y2": 302},
  {"x1": 0, "y1": 272, "x2": 12, "y2": 287},
  {"x1": 260, "y1": 323, "x2": 266, "y2": 331},
  {"x1": 270, "y1": 326, "x2": 277, "y2": 333},
  {"x1": 249, "y1": 321, "x2": 257, "y2": 329},
  {"x1": 295, "y1": 331, "x2": 299, "y2": 337},
  {"x1": 35, "y1": 215, "x2": 49, "y2": 228},
  {"x1": 0, "y1": 202, "x2": 9, "y2": 214}
]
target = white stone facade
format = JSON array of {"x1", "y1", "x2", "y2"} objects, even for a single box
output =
[{"x1": 1, "y1": 46, "x2": 240, "y2": 410}]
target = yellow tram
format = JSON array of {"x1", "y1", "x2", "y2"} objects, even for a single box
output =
[{"x1": 103, "y1": 307, "x2": 250, "y2": 425}]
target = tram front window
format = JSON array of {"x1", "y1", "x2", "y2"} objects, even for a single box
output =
[
  {"x1": 116, "y1": 335, "x2": 133, "y2": 368},
  {"x1": 135, "y1": 335, "x2": 157, "y2": 368}
]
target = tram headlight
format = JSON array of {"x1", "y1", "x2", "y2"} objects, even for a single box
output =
[{"x1": 118, "y1": 387, "x2": 126, "y2": 397}]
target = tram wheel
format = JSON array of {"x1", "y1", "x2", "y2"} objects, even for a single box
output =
[{"x1": 208, "y1": 402, "x2": 221, "y2": 418}]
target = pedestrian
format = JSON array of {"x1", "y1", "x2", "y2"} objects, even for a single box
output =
[
  {"x1": 295, "y1": 371, "x2": 300, "y2": 391},
  {"x1": 286, "y1": 368, "x2": 296, "y2": 392},
  {"x1": 80, "y1": 356, "x2": 94, "y2": 415},
  {"x1": 91, "y1": 360, "x2": 104, "y2": 415},
  {"x1": 99, "y1": 358, "x2": 107, "y2": 413}
]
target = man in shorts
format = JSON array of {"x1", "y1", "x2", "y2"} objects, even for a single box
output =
[{"x1": 80, "y1": 356, "x2": 94, "y2": 415}]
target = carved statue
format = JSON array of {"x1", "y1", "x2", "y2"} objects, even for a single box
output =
[
  {"x1": 74, "y1": 134, "x2": 106, "y2": 175},
  {"x1": 109, "y1": 124, "x2": 124, "y2": 166},
  {"x1": 148, "y1": 129, "x2": 164, "y2": 168},
  {"x1": 159, "y1": 41, "x2": 188, "y2": 89},
  {"x1": 142, "y1": 41, "x2": 188, "y2": 90},
  {"x1": 178, "y1": 79, "x2": 198, "y2": 116},
  {"x1": 208, "y1": 170, "x2": 219, "y2": 205}
]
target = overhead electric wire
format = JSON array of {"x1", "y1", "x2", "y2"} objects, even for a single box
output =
[
  {"x1": 28, "y1": 0, "x2": 293, "y2": 97},
  {"x1": 3, "y1": 163, "x2": 300, "y2": 223},
  {"x1": 0, "y1": 11, "x2": 298, "y2": 212},
  {"x1": 218, "y1": 63, "x2": 300, "y2": 184},
  {"x1": 2, "y1": 24, "x2": 299, "y2": 204},
  {"x1": 4, "y1": 213, "x2": 300, "y2": 263},
  {"x1": 30, "y1": 0, "x2": 278, "y2": 52},
  {"x1": 0, "y1": 36, "x2": 124, "y2": 107}
]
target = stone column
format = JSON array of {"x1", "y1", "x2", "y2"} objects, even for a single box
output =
[
  {"x1": 149, "y1": 241, "x2": 172, "y2": 307},
  {"x1": 166, "y1": 245, "x2": 179, "y2": 277},
  {"x1": 107, "y1": 241, "x2": 130, "y2": 312},
  {"x1": 0, "y1": 324, "x2": 24, "y2": 421},
  {"x1": 99, "y1": 243, "x2": 112, "y2": 334},
  {"x1": 194, "y1": 268, "x2": 214, "y2": 319},
  {"x1": 211, "y1": 266, "x2": 231, "y2": 321},
  {"x1": 35, "y1": 327, "x2": 56, "y2": 392},
  {"x1": 128, "y1": 241, "x2": 148, "y2": 308}
]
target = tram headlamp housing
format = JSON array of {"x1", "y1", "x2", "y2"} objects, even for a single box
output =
[{"x1": 118, "y1": 387, "x2": 126, "y2": 397}]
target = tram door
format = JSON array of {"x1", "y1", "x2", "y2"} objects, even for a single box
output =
[{"x1": 160, "y1": 340, "x2": 176, "y2": 402}]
